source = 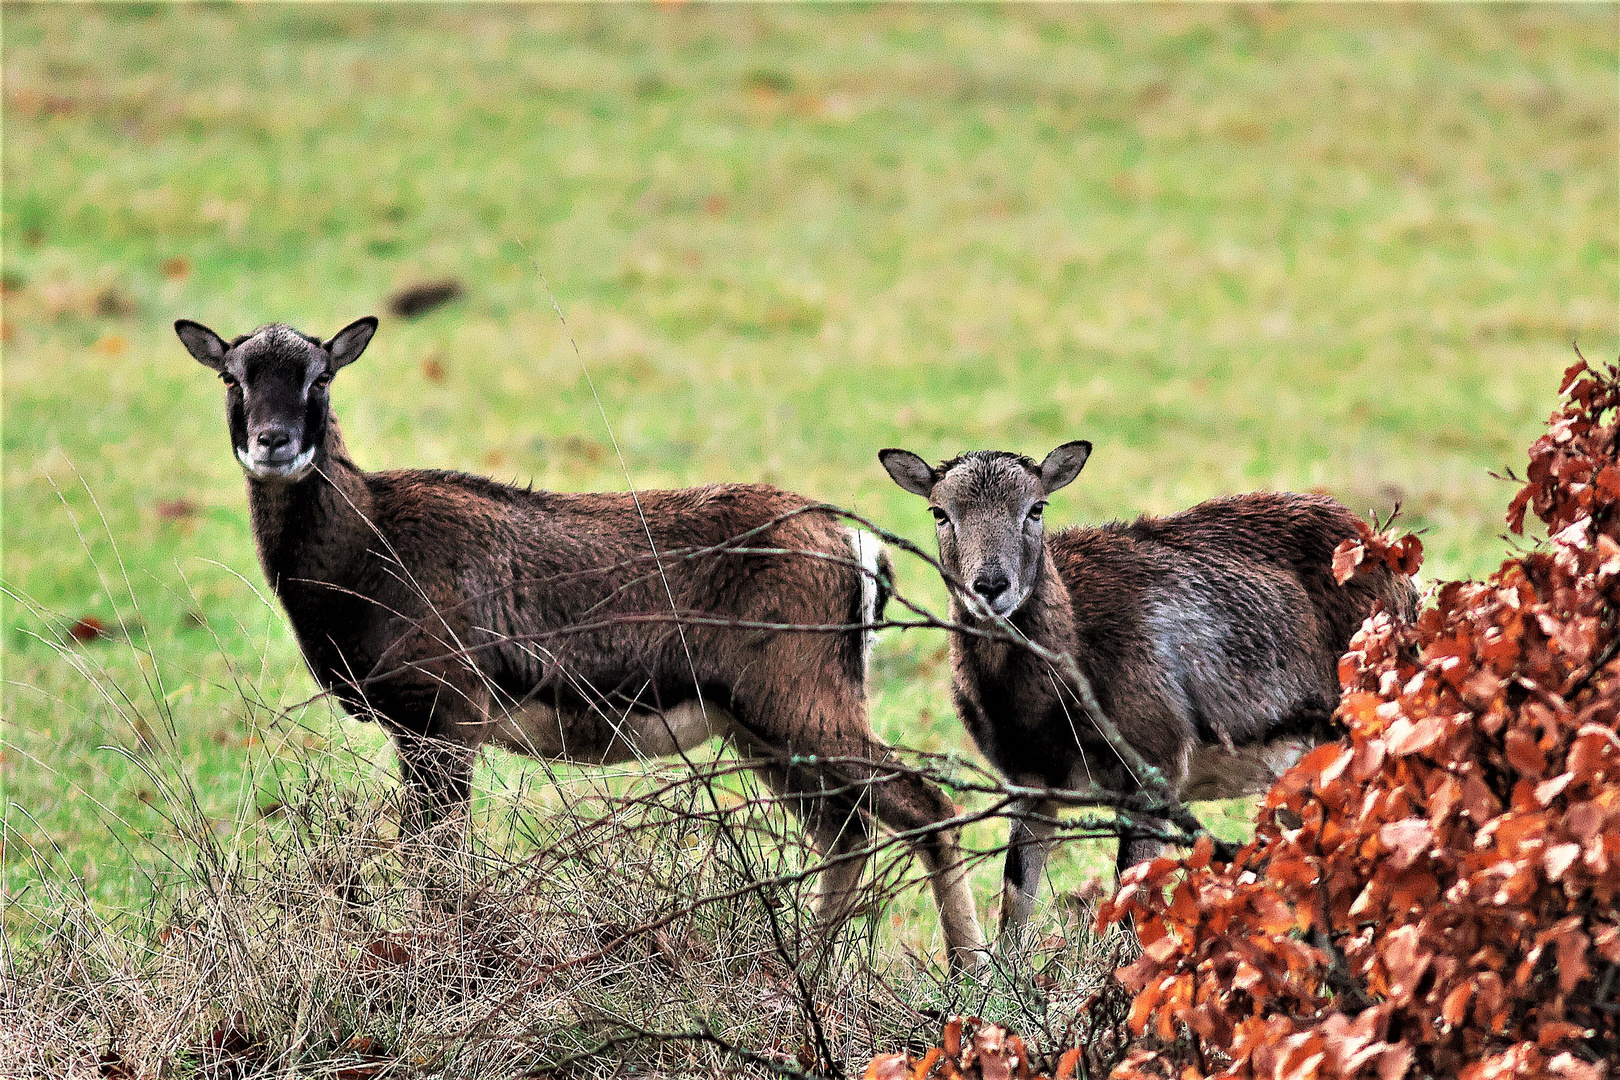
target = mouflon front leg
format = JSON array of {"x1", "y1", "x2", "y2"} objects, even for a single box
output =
[
  {"x1": 999, "y1": 795, "x2": 1061, "y2": 941},
  {"x1": 380, "y1": 682, "x2": 485, "y2": 838}
]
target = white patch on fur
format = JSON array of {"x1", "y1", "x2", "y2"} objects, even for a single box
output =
[
  {"x1": 238, "y1": 442, "x2": 318, "y2": 481},
  {"x1": 847, "y1": 527, "x2": 884, "y2": 671},
  {"x1": 1182, "y1": 738, "x2": 1312, "y2": 801},
  {"x1": 481, "y1": 699, "x2": 731, "y2": 765}
]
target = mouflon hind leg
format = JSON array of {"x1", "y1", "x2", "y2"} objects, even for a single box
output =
[
  {"x1": 1109, "y1": 739, "x2": 1189, "y2": 878},
  {"x1": 810, "y1": 805, "x2": 876, "y2": 932},
  {"x1": 850, "y1": 754, "x2": 988, "y2": 972},
  {"x1": 734, "y1": 629, "x2": 988, "y2": 972},
  {"x1": 744, "y1": 728, "x2": 987, "y2": 972},
  {"x1": 749, "y1": 758, "x2": 875, "y2": 934},
  {"x1": 1115, "y1": 812, "x2": 1170, "y2": 878}
]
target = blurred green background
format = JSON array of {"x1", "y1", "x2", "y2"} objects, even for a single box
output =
[{"x1": 3, "y1": 4, "x2": 1616, "y2": 947}]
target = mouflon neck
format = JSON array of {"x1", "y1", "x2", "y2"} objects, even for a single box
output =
[{"x1": 244, "y1": 413, "x2": 374, "y2": 593}]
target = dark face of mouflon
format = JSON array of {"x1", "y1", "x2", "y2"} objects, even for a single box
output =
[
  {"x1": 174, "y1": 317, "x2": 377, "y2": 482},
  {"x1": 879, "y1": 441, "x2": 1091, "y2": 618}
]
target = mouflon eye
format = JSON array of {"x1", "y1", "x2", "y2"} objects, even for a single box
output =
[
  {"x1": 1029, "y1": 501, "x2": 1046, "y2": 521},
  {"x1": 313, "y1": 372, "x2": 333, "y2": 389},
  {"x1": 220, "y1": 372, "x2": 238, "y2": 388},
  {"x1": 930, "y1": 506, "x2": 949, "y2": 525}
]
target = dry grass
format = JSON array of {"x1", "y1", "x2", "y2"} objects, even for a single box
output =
[{"x1": 2, "y1": 746, "x2": 1133, "y2": 1079}]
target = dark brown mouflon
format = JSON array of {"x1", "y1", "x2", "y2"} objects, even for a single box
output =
[
  {"x1": 879, "y1": 441, "x2": 1417, "y2": 937},
  {"x1": 177, "y1": 317, "x2": 985, "y2": 968}
]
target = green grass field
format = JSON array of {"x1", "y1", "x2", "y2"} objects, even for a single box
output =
[{"x1": 4, "y1": 1, "x2": 1617, "y2": 968}]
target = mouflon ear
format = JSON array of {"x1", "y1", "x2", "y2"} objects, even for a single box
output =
[
  {"x1": 325, "y1": 316, "x2": 379, "y2": 371},
  {"x1": 175, "y1": 319, "x2": 230, "y2": 371},
  {"x1": 878, "y1": 448, "x2": 938, "y2": 497},
  {"x1": 1038, "y1": 440, "x2": 1091, "y2": 495}
]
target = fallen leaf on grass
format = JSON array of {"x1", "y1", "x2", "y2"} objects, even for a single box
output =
[
  {"x1": 329, "y1": 1063, "x2": 392, "y2": 1080},
  {"x1": 194, "y1": 1014, "x2": 264, "y2": 1075},
  {"x1": 98, "y1": 1047, "x2": 135, "y2": 1079},
  {"x1": 361, "y1": 935, "x2": 413, "y2": 968},
  {"x1": 69, "y1": 615, "x2": 106, "y2": 642},
  {"x1": 9, "y1": 89, "x2": 76, "y2": 117}
]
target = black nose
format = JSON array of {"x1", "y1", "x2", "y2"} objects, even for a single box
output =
[
  {"x1": 972, "y1": 573, "x2": 1010, "y2": 602},
  {"x1": 255, "y1": 430, "x2": 292, "y2": 452}
]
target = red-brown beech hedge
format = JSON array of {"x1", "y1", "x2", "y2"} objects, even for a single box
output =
[{"x1": 1098, "y1": 357, "x2": 1620, "y2": 1079}]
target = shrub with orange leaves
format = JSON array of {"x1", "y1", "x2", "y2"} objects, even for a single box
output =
[
  {"x1": 1096, "y1": 357, "x2": 1620, "y2": 1080},
  {"x1": 863, "y1": 1016, "x2": 1085, "y2": 1080}
]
